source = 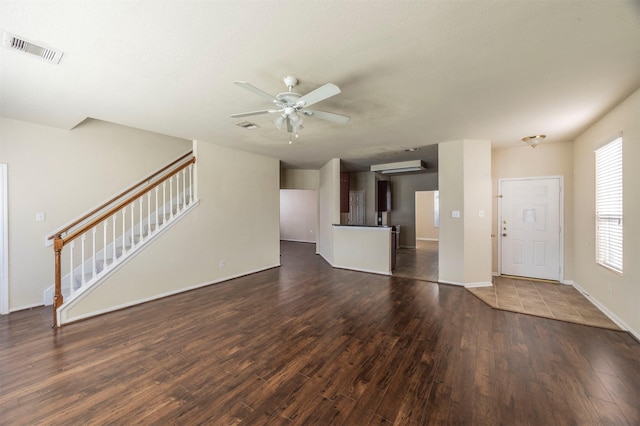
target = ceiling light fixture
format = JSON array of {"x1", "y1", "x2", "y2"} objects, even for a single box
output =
[{"x1": 522, "y1": 134, "x2": 546, "y2": 148}]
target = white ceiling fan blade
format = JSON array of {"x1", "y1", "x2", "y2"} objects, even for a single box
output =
[
  {"x1": 304, "y1": 109, "x2": 350, "y2": 124},
  {"x1": 234, "y1": 81, "x2": 278, "y2": 103},
  {"x1": 296, "y1": 83, "x2": 341, "y2": 108},
  {"x1": 230, "y1": 109, "x2": 276, "y2": 118}
]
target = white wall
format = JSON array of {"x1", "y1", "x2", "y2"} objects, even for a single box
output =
[
  {"x1": 0, "y1": 118, "x2": 192, "y2": 311},
  {"x1": 416, "y1": 191, "x2": 439, "y2": 241},
  {"x1": 280, "y1": 189, "x2": 317, "y2": 243},
  {"x1": 573, "y1": 89, "x2": 640, "y2": 338},
  {"x1": 438, "y1": 140, "x2": 492, "y2": 286},
  {"x1": 63, "y1": 140, "x2": 281, "y2": 322},
  {"x1": 492, "y1": 141, "x2": 574, "y2": 279},
  {"x1": 318, "y1": 159, "x2": 341, "y2": 264}
]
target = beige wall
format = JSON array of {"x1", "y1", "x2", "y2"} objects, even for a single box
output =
[
  {"x1": 281, "y1": 168, "x2": 320, "y2": 190},
  {"x1": 63, "y1": 140, "x2": 281, "y2": 322},
  {"x1": 0, "y1": 118, "x2": 192, "y2": 310},
  {"x1": 318, "y1": 159, "x2": 341, "y2": 264},
  {"x1": 491, "y1": 141, "x2": 574, "y2": 280},
  {"x1": 280, "y1": 189, "x2": 317, "y2": 243},
  {"x1": 573, "y1": 89, "x2": 639, "y2": 338},
  {"x1": 438, "y1": 140, "x2": 492, "y2": 286},
  {"x1": 416, "y1": 191, "x2": 439, "y2": 241}
]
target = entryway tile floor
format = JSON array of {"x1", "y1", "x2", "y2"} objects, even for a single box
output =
[{"x1": 467, "y1": 276, "x2": 621, "y2": 330}]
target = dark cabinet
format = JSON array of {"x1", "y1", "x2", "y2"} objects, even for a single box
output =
[
  {"x1": 377, "y1": 180, "x2": 391, "y2": 212},
  {"x1": 340, "y1": 172, "x2": 349, "y2": 213}
]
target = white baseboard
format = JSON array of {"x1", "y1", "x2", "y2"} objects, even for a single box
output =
[
  {"x1": 416, "y1": 238, "x2": 439, "y2": 242},
  {"x1": 280, "y1": 238, "x2": 316, "y2": 243},
  {"x1": 571, "y1": 281, "x2": 639, "y2": 341},
  {"x1": 465, "y1": 281, "x2": 493, "y2": 288},
  {"x1": 438, "y1": 279, "x2": 465, "y2": 286},
  {"x1": 492, "y1": 271, "x2": 499, "y2": 277},
  {"x1": 334, "y1": 265, "x2": 391, "y2": 276}
]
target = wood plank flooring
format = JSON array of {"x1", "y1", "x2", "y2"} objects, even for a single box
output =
[{"x1": 1, "y1": 241, "x2": 639, "y2": 424}]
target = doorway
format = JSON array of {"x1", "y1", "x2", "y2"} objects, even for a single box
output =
[
  {"x1": 499, "y1": 177, "x2": 563, "y2": 281},
  {"x1": 392, "y1": 190, "x2": 439, "y2": 282}
]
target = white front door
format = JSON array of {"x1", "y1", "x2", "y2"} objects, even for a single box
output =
[
  {"x1": 500, "y1": 177, "x2": 562, "y2": 281},
  {"x1": 0, "y1": 164, "x2": 8, "y2": 314},
  {"x1": 348, "y1": 191, "x2": 365, "y2": 225}
]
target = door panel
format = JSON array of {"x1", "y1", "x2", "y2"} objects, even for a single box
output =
[{"x1": 501, "y1": 178, "x2": 561, "y2": 280}]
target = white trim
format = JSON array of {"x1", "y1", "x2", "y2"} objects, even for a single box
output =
[
  {"x1": 280, "y1": 238, "x2": 316, "y2": 243},
  {"x1": 438, "y1": 279, "x2": 465, "y2": 286},
  {"x1": 416, "y1": 237, "x2": 439, "y2": 242},
  {"x1": 464, "y1": 281, "x2": 493, "y2": 288},
  {"x1": 492, "y1": 271, "x2": 499, "y2": 277},
  {"x1": 571, "y1": 281, "x2": 638, "y2": 341},
  {"x1": 497, "y1": 176, "x2": 565, "y2": 282},
  {"x1": 59, "y1": 263, "x2": 281, "y2": 325},
  {"x1": 9, "y1": 302, "x2": 43, "y2": 312},
  {"x1": 0, "y1": 164, "x2": 8, "y2": 315},
  {"x1": 333, "y1": 265, "x2": 391, "y2": 276},
  {"x1": 561, "y1": 279, "x2": 574, "y2": 286}
]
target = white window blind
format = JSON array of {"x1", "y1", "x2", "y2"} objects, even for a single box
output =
[{"x1": 595, "y1": 136, "x2": 623, "y2": 273}]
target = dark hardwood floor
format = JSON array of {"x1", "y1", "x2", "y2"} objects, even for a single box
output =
[{"x1": 1, "y1": 241, "x2": 639, "y2": 425}]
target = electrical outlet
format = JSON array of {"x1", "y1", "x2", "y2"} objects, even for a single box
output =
[{"x1": 35, "y1": 212, "x2": 45, "y2": 222}]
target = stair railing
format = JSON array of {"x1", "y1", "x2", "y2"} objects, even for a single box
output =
[{"x1": 48, "y1": 151, "x2": 196, "y2": 327}]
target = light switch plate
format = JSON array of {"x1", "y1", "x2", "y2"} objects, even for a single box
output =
[
  {"x1": 35, "y1": 212, "x2": 45, "y2": 222},
  {"x1": 451, "y1": 210, "x2": 460, "y2": 218}
]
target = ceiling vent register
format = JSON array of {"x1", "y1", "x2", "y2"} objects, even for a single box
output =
[{"x1": 2, "y1": 32, "x2": 64, "y2": 64}]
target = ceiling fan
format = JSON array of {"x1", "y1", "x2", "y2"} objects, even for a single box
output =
[{"x1": 231, "y1": 76, "x2": 350, "y2": 134}]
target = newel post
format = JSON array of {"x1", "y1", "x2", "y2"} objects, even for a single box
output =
[{"x1": 52, "y1": 237, "x2": 64, "y2": 328}]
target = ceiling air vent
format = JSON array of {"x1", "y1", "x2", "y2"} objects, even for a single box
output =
[
  {"x1": 235, "y1": 121, "x2": 260, "y2": 130},
  {"x1": 2, "y1": 32, "x2": 64, "y2": 64}
]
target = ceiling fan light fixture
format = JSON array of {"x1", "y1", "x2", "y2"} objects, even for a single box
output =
[{"x1": 522, "y1": 134, "x2": 546, "y2": 148}]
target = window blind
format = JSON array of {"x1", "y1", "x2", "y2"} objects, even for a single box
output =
[{"x1": 595, "y1": 136, "x2": 623, "y2": 273}]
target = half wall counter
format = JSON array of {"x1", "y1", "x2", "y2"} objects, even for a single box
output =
[{"x1": 332, "y1": 225, "x2": 393, "y2": 275}]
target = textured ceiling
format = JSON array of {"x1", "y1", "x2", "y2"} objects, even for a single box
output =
[{"x1": 1, "y1": 1, "x2": 639, "y2": 170}]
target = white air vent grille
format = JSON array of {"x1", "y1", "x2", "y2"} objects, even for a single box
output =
[{"x1": 3, "y1": 32, "x2": 63, "y2": 64}]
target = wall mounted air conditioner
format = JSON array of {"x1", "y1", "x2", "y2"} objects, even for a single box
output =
[{"x1": 370, "y1": 160, "x2": 426, "y2": 174}]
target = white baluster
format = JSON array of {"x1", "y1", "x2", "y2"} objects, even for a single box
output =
[
  {"x1": 112, "y1": 215, "x2": 117, "y2": 263},
  {"x1": 169, "y1": 176, "x2": 174, "y2": 220},
  {"x1": 81, "y1": 233, "x2": 86, "y2": 286},
  {"x1": 182, "y1": 168, "x2": 187, "y2": 209},
  {"x1": 130, "y1": 201, "x2": 135, "y2": 248},
  {"x1": 91, "y1": 227, "x2": 97, "y2": 280},
  {"x1": 147, "y1": 192, "x2": 152, "y2": 235},
  {"x1": 155, "y1": 186, "x2": 159, "y2": 231},
  {"x1": 103, "y1": 221, "x2": 108, "y2": 273},
  {"x1": 69, "y1": 241, "x2": 75, "y2": 297},
  {"x1": 162, "y1": 181, "x2": 167, "y2": 226},
  {"x1": 121, "y1": 208, "x2": 127, "y2": 256},
  {"x1": 188, "y1": 164, "x2": 194, "y2": 204},
  {"x1": 139, "y1": 195, "x2": 144, "y2": 242}
]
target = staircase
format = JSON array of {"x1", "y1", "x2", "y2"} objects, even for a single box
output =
[{"x1": 46, "y1": 151, "x2": 198, "y2": 326}]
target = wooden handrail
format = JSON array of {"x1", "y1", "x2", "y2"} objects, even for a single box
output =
[
  {"x1": 62, "y1": 157, "x2": 195, "y2": 246},
  {"x1": 49, "y1": 151, "x2": 193, "y2": 240}
]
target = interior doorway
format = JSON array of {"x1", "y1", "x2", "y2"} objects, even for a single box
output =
[
  {"x1": 499, "y1": 177, "x2": 563, "y2": 281},
  {"x1": 348, "y1": 190, "x2": 365, "y2": 225},
  {"x1": 392, "y1": 190, "x2": 439, "y2": 282}
]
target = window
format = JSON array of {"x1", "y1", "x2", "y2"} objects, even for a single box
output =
[{"x1": 595, "y1": 136, "x2": 623, "y2": 273}]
